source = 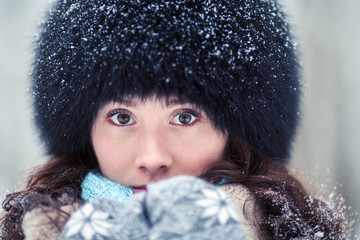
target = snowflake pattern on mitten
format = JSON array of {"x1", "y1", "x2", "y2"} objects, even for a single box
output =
[{"x1": 61, "y1": 176, "x2": 246, "y2": 240}]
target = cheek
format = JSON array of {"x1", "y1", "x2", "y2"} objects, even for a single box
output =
[
  {"x1": 91, "y1": 127, "x2": 135, "y2": 181},
  {"x1": 92, "y1": 133, "x2": 116, "y2": 172},
  {"x1": 175, "y1": 134, "x2": 227, "y2": 175}
]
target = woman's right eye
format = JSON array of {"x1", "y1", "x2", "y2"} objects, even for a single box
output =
[{"x1": 108, "y1": 112, "x2": 135, "y2": 126}]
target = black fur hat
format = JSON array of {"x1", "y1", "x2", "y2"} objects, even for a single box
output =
[{"x1": 33, "y1": 0, "x2": 300, "y2": 162}]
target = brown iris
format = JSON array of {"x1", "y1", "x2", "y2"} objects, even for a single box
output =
[
  {"x1": 178, "y1": 113, "x2": 192, "y2": 124},
  {"x1": 117, "y1": 114, "x2": 131, "y2": 124}
]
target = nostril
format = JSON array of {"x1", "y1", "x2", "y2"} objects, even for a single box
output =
[
  {"x1": 139, "y1": 165, "x2": 168, "y2": 175},
  {"x1": 159, "y1": 165, "x2": 167, "y2": 170}
]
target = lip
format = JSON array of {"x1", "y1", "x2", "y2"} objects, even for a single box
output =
[{"x1": 131, "y1": 185, "x2": 147, "y2": 193}]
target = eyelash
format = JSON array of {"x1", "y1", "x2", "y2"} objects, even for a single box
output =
[
  {"x1": 106, "y1": 109, "x2": 136, "y2": 127},
  {"x1": 170, "y1": 109, "x2": 201, "y2": 127},
  {"x1": 105, "y1": 108, "x2": 202, "y2": 127}
]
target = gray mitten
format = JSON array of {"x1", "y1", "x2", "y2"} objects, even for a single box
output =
[{"x1": 61, "y1": 176, "x2": 245, "y2": 240}]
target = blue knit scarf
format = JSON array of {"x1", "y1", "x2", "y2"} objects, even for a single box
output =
[
  {"x1": 81, "y1": 172, "x2": 133, "y2": 204},
  {"x1": 81, "y1": 172, "x2": 230, "y2": 204}
]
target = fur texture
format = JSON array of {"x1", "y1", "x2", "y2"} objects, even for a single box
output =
[
  {"x1": 22, "y1": 204, "x2": 80, "y2": 240},
  {"x1": 33, "y1": 0, "x2": 300, "y2": 161}
]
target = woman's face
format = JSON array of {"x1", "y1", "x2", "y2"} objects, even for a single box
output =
[{"x1": 91, "y1": 97, "x2": 227, "y2": 192}]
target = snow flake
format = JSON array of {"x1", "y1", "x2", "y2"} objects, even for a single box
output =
[
  {"x1": 63, "y1": 204, "x2": 114, "y2": 240},
  {"x1": 63, "y1": 3, "x2": 80, "y2": 17},
  {"x1": 196, "y1": 188, "x2": 239, "y2": 225},
  {"x1": 315, "y1": 231, "x2": 324, "y2": 238}
]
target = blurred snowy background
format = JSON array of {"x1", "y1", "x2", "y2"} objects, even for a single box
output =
[{"x1": 1, "y1": 0, "x2": 359, "y2": 233}]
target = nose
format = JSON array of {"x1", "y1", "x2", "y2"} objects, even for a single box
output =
[{"x1": 135, "y1": 132, "x2": 173, "y2": 176}]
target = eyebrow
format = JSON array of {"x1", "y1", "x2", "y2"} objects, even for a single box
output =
[
  {"x1": 166, "y1": 99, "x2": 204, "y2": 114},
  {"x1": 165, "y1": 98, "x2": 185, "y2": 107},
  {"x1": 118, "y1": 97, "x2": 182, "y2": 107},
  {"x1": 115, "y1": 97, "x2": 200, "y2": 110},
  {"x1": 118, "y1": 98, "x2": 138, "y2": 107}
]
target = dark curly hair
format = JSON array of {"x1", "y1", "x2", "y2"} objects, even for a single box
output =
[{"x1": 0, "y1": 138, "x2": 353, "y2": 239}]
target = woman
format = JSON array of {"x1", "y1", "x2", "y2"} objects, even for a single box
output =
[{"x1": 1, "y1": 0, "x2": 352, "y2": 239}]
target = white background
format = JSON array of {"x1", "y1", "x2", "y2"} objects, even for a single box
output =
[{"x1": 1, "y1": 0, "x2": 359, "y2": 233}]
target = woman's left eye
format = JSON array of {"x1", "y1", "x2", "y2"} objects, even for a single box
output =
[
  {"x1": 109, "y1": 112, "x2": 135, "y2": 126},
  {"x1": 171, "y1": 111, "x2": 199, "y2": 126}
]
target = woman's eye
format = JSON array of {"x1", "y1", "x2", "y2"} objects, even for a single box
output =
[
  {"x1": 171, "y1": 112, "x2": 198, "y2": 125},
  {"x1": 110, "y1": 113, "x2": 135, "y2": 126}
]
